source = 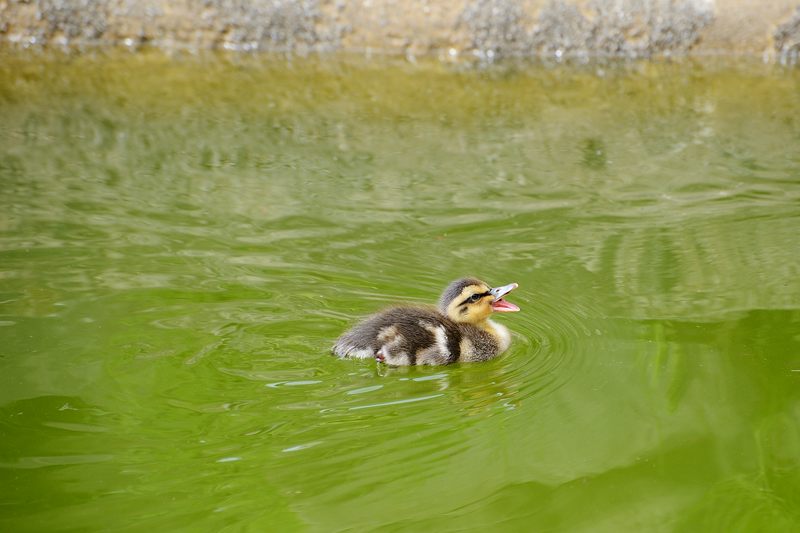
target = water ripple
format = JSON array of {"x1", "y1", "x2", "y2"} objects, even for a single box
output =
[{"x1": 498, "y1": 285, "x2": 607, "y2": 407}]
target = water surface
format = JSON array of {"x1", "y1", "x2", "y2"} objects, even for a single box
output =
[{"x1": 1, "y1": 51, "x2": 799, "y2": 532}]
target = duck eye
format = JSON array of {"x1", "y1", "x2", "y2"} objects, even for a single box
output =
[{"x1": 468, "y1": 294, "x2": 481, "y2": 303}]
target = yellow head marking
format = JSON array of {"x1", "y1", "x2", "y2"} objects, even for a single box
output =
[{"x1": 445, "y1": 283, "x2": 493, "y2": 324}]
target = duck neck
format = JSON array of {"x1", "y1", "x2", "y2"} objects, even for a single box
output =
[{"x1": 476, "y1": 318, "x2": 511, "y2": 352}]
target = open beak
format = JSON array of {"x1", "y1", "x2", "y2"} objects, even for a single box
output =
[{"x1": 489, "y1": 283, "x2": 520, "y2": 312}]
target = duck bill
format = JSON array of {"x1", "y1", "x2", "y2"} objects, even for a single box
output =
[{"x1": 490, "y1": 283, "x2": 520, "y2": 312}]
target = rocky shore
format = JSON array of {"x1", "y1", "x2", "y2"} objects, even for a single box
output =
[{"x1": 1, "y1": 1, "x2": 799, "y2": 62}]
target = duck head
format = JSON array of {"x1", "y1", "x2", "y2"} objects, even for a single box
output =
[{"x1": 439, "y1": 277, "x2": 520, "y2": 324}]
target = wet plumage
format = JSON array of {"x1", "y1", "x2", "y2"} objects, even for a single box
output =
[{"x1": 332, "y1": 278, "x2": 520, "y2": 366}]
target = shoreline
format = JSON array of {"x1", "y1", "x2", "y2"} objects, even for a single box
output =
[{"x1": 1, "y1": 1, "x2": 799, "y2": 63}]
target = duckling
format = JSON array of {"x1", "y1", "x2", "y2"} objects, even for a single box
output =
[{"x1": 333, "y1": 278, "x2": 519, "y2": 366}]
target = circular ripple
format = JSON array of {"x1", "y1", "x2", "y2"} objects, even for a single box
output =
[{"x1": 504, "y1": 285, "x2": 608, "y2": 405}]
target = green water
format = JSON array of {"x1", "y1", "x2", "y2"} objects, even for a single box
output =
[{"x1": 1, "y1": 51, "x2": 799, "y2": 532}]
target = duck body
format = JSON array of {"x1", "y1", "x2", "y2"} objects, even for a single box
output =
[{"x1": 333, "y1": 278, "x2": 519, "y2": 366}]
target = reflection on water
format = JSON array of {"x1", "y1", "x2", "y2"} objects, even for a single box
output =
[{"x1": 1, "y1": 51, "x2": 799, "y2": 531}]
